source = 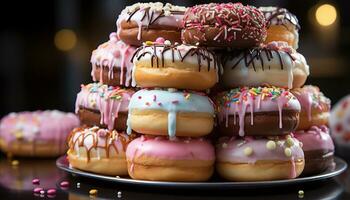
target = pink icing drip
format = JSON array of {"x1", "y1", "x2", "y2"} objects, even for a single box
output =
[
  {"x1": 294, "y1": 125, "x2": 334, "y2": 151},
  {"x1": 219, "y1": 88, "x2": 300, "y2": 136},
  {"x1": 126, "y1": 136, "x2": 215, "y2": 161},
  {"x1": 290, "y1": 157, "x2": 296, "y2": 178},
  {"x1": 75, "y1": 84, "x2": 134, "y2": 130},
  {"x1": 90, "y1": 33, "x2": 136, "y2": 87}
]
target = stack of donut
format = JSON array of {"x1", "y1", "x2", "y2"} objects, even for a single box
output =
[
  {"x1": 214, "y1": 5, "x2": 309, "y2": 181},
  {"x1": 65, "y1": 2, "x2": 336, "y2": 182}
]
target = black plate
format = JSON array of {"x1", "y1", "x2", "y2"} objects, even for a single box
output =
[{"x1": 56, "y1": 155, "x2": 347, "y2": 189}]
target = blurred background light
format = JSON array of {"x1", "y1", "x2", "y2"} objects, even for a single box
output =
[
  {"x1": 315, "y1": 4, "x2": 337, "y2": 26},
  {"x1": 54, "y1": 29, "x2": 77, "y2": 51}
]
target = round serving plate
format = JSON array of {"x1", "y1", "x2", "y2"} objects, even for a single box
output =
[{"x1": 56, "y1": 155, "x2": 347, "y2": 189}]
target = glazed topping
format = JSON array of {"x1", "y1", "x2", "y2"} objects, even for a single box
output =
[
  {"x1": 0, "y1": 110, "x2": 79, "y2": 152},
  {"x1": 127, "y1": 89, "x2": 215, "y2": 138},
  {"x1": 259, "y1": 7, "x2": 300, "y2": 30},
  {"x1": 90, "y1": 33, "x2": 136, "y2": 87},
  {"x1": 216, "y1": 86, "x2": 301, "y2": 136},
  {"x1": 222, "y1": 41, "x2": 309, "y2": 89},
  {"x1": 294, "y1": 125, "x2": 334, "y2": 151},
  {"x1": 292, "y1": 85, "x2": 331, "y2": 121},
  {"x1": 68, "y1": 126, "x2": 136, "y2": 161},
  {"x1": 216, "y1": 135, "x2": 304, "y2": 178},
  {"x1": 126, "y1": 135, "x2": 215, "y2": 161},
  {"x1": 223, "y1": 41, "x2": 296, "y2": 70},
  {"x1": 117, "y1": 2, "x2": 186, "y2": 40},
  {"x1": 75, "y1": 83, "x2": 135, "y2": 130},
  {"x1": 132, "y1": 39, "x2": 219, "y2": 71},
  {"x1": 183, "y1": 3, "x2": 267, "y2": 43}
]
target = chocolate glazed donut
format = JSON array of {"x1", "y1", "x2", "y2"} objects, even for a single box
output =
[
  {"x1": 182, "y1": 3, "x2": 267, "y2": 48},
  {"x1": 77, "y1": 108, "x2": 128, "y2": 131},
  {"x1": 117, "y1": 3, "x2": 186, "y2": 46},
  {"x1": 75, "y1": 83, "x2": 135, "y2": 131},
  {"x1": 92, "y1": 66, "x2": 130, "y2": 88},
  {"x1": 215, "y1": 87, "x2": 301, "y2": 137},
  {"x1": 302, "y1": 150, "x2": 334, "y2": 176},
  {"x1": 219, "y1": 110, "x2": 299, "y2": 136}
]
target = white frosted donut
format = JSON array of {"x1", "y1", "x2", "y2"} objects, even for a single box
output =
[
  {"x1": 132, "y1": 40, "x2": 220, "y2": 90},
  {"x1": 221, "y1": 41, "x2": 309, "y2": 89},
  {"x1": 67, "y1": 126, "x2": 136, "y2": 176}
]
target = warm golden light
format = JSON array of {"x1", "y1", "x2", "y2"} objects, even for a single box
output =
[
  {"x1": 54, "y1": 29, "x2": 77, "y2": 51},
  {"x1": 315, "y1": 4, "x2": 337, "y2": 26}
]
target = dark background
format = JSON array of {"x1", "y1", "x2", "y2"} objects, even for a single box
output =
[{"x1": 0, "y1": 0, "x2": 349, "y2": 117}]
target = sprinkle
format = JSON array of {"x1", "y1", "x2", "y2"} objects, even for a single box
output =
[
  {"x1": 60, "y1": 181, "x2": 69, "y2": 187},
  {"x1": 153, "y1": 95, "x2": 157, "y2": 102},
  {"x1": 158, "y1": 102, "x2": 162, "y2": 106},
  {"x1": 172, "y1": 100, "x2": 179, "y2": 104},
  {"x1": 145, "y1": 41, "x2": 153, "y2": 45},
  {"x1": 89, "y1": 189, "x2": 98, "y2": 195},
  {"x1": 266, "y1": 141, "x2": 276, "y2": 150},
  {"x1": 138, "y1": 96, "x2": 142, "y2": 99},
  {"x1": 243, "y1": 147, "x2": 253, "y2": 156},
  {"x1": 145, "y1": 102, "x2": 151, "y2": 106},
  {"x1": 40, "y1": 190, "x2": 45, "y2": 194},
  {"x1": 298, "y1": 190, "x2": 304, "y2": 198},
  {"x1": 284, "y1": 148, "x2": 292, "y2": 157},
  {"x1": 184, "y1": 93, "x2": 191, "y2": 100},
  {"x1": 11, "y1": 160, "x2": 19, "y2": 166},
  {"x1": 32, "y1": 178, "x2": 40, "y2": 185},
  {"x1": 33, "y1": 188, "x2": 43, "y2": 193},
  {"x1": 47, "y1": 189, "x2": 56, "y2": 195},
  {"x1": 117, "y1": 191, "x2": 122, "y2": 198},
  {"x1": 77, "y1": 182, "x2": 81, "y2": 188},
  {"x1": 164, "y1": 40, "x2": 171, "y2": 45},
  {"x1": 286, "y1": 138, "x2": 294, "y2": 147}
]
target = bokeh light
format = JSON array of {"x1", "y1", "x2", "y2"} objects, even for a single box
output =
[
  {"x1": 54, "y1": 29, "x2": 77, "y2": 51},
  {"x1": 315, "y1": 4, "x2": 337, "y2": 26}
]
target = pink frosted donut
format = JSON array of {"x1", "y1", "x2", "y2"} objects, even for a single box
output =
[
  {"x1": 0, "y1": 110, "x2": 79, "y2": 157},
  {"x1": 67, "y1": 126, "x2": 136, "y2": 176},
  {"x1": 91, "y1": 32, "x2": 137, "y2": 87},
  {"x1": 75, "y1": 83, "x2": 135, "y2": 131},
  {"x1": 292, "y1": 85, "x2": 331, "y2": 130},
  {"x1": 216, "y1": 135, "x2": 305, "y2": 181},
  {"x1": 294, "y1": 125, "x2": 334, "y2": 175},
  {"x1": 126, "y1": 135, "x2": 215, "y2": 181}
]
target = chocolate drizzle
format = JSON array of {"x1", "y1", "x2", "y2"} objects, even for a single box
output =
[
  {"x1": 68, "y1": 127, "x2": 136, "y2": 162},
  {"x1": 126, "y1": 7, "x2": 184, "y2": 30},
  {"x1": 131, "y1": 44, "x2": 219, "y2": 72},
  {"x1": 223, "y1": 47, "x2": 295, "y2": 71},
  {"x1": 260, "y1": 7, "x2": 300, "y2": 30}
]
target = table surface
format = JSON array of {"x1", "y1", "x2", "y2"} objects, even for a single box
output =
[{"x1": 0, "y1": 155, "x2": 349, "y2": 200}]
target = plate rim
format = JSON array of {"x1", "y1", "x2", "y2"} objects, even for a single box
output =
[{"x1": 56, "y1": 155, "x2": 347, "y2": 188}]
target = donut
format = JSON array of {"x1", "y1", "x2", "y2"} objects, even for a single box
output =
[
  {"x1": 127, "y1": 89, "x2": 215, "y2": 138},
  {"x1": 126, "y1": 135, "x2": 215, "y2": 181},
  {"x1": 259, "y1": 7, "x2": 300, "y2": 49},
  {"x1": 0, "y1": 110, "x2": 79, "y2": 157},
  {"x1": 329, "y1": 95, "x2": 350, "y2": 150},
  {"x1": 215, "y1": 86, "x2": 301, "y2": 137},
  {"x1": 67, "y1": 126, "x2": 136, "y2": 176},
  {"x1": 182, "y1": 3, "x2": 267, "y2": 48},
  {"x1": 75, "y1": 83, "x2": 135, "y2": 131},
  {"x1": 117, "y1": 2, "x2": 186, "y2": 46},
  {"x1": 216, "y1": 135, "x2": 305, "y2": 181},
  {"x1": 292, "y1": 85, "x2": 331, "y2": 130},
  {"x1": 294, "y1": 125, "x2": 334, "y2": 175},
  {"x1": 131, "y1": 38, "x2": 219, "y2": 90},
  {"x1": 90, "y1": 32, "x2": 137, "y2": 87},
  {"x1": 221, "y1": 41, "x2": 310, "y2": 89}
]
